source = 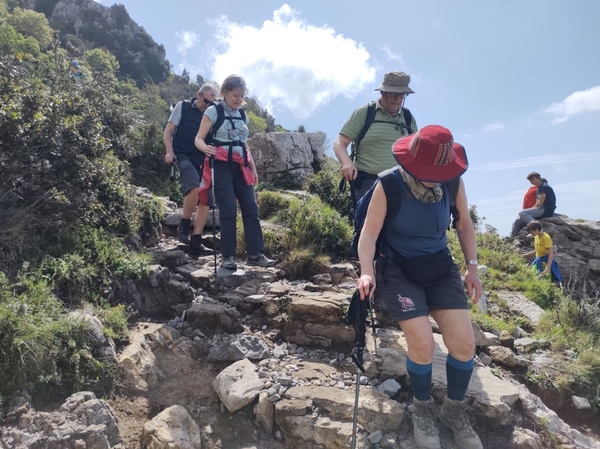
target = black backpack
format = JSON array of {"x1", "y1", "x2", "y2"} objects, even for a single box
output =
[
  {"x1": 206, "y1": 100, "x2": 249, "y2": 164},
  {"x1": 350, "y1": 170, "x2": 461, "y2": 260},
  {"x1": 349, "y1": 101, "x2": 414, "y2": 161}
]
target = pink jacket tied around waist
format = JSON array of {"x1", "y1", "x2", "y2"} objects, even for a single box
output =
[{"x1": 198, "y1": 146, "x2": 256, "y2": 205}]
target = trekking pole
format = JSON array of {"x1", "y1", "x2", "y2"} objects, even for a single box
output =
[
  {"x1": 351, "y1": 358, "x2": 365, "y2": 449},
  {"x1": 350, "y1": 291, "x2": 368, "y2": 449},
  {"x1": 210, "y1": 156, "x2": 217, "y2": 278},
  {"x1": 367, "y1": 293, "x2": 378, "y2": 356}
]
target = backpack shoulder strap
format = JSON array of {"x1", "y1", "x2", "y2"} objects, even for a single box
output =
[
  {"x1": 239, "y1": 107, "x2": 247, "y2": 123},
  {"x1": 207, "y1": 101, "x2": 225, "y2": 144},
  {"x1": 402, "y1": 107, "x2": 413, "y2": 134},
  {"x1": 351, "y1": 101, "x2": 377, "y2": 160},
  {"x1": 446, "y1": 177, "x2": 461, "y2": 229},
  {"x1": 379, "y1": 171, "x2": 402, "y2": 223}
]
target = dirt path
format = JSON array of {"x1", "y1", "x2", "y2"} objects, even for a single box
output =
[{"x1": 108, "y1": 340, "x2": 285, "y2": 449}]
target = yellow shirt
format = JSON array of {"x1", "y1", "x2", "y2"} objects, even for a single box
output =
[{"x1": 534, "y1": 232, "x2": 553, "y2": 257}]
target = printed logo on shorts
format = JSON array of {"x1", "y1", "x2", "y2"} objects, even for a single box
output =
[{"x1": 397, "y1": 295, "x2": 416, "y2": 312}]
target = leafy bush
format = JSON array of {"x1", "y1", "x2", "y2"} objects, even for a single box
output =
[
  {"x1": 0, "y1": 272, "x2": 118, "y2": 405},
  {"x1": 256, "y1": 190, "x2": 352, "y2": 263},
  {"x1": 304, "y1": 157, "x2": 352, "y2": 220},
  {"x1": 37, "y1": 227, "x2": 150, "y2": 303},
  {"x1": 0, "y1": 55, "x2": 161, "y2": 274}
]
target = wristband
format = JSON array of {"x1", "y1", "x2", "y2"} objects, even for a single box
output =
[{"x1": 466, "y1": 259, "x2": 478, "y2": 266}]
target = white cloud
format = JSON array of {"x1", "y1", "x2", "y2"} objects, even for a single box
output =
[
  {"x1": 471, "y1": 152, "x2": 600, "y2": 172},
  {"x1": 175, "y1": 31, "x2": 198, "y2": 54},
  {"x1": 482, "y1": 122, "x2": 505, "y2": 133},
  {"x1": 544, "y1": 85, "x2": 600, "y2": 124},
  {"x1": 380, "y1": 46, "x2": 404, "y2": 65},
  {"x1": 208, "y1": 4, "x2": 376, "y2": 119}
]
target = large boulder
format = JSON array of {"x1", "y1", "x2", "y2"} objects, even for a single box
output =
[
  {"x1": 249, "y1": 132, "x2": 326, "y2": 187},
  {"x1": 517, "y1": 216, "x2": 600, "y2": 299}
]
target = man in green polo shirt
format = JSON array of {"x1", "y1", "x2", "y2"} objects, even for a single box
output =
[{"x1": 333, "y1": 71, "x2": 418, "y2": 206}]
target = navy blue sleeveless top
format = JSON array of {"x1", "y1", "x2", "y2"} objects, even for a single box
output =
[{"x1": 385, "y1": 170, "x2": 450, "y2": 258}]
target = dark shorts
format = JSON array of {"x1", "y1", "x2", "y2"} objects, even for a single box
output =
[
  {"x1": 350, "y1": 171, "x2": 378, "y2": 206},
  {"x1": 176, "y1": 153, "x2": 203, "y2": 196},
  {"x1": 376, "y1": 258, "x2": 468, "y2": 322}
]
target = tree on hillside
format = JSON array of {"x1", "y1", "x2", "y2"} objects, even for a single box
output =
[
  {"x1": 0, "y1": 23, "x2": 40, "y2": 56},
  {"x1": 6, "y1": 7, "x2": 53, "y2": 49},
  {"x1": 84, "y1": 48, "x2": 119, "y2": 74},
  {"x1": 244, "y1": 96, "x2": 277, "y2": 132},
  {"x1": 0, "y1": 0, "x2": 19, "y2": 17},
  {"x1": 247, "y1": 111, "x2": 267, "y2": 136},
  {"x1": 157, "y1": 71, "x2": 204, "y2": 108}
]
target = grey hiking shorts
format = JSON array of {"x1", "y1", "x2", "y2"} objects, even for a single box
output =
[{"x1": 175, "y1": 153, "x2": 203, "y2": 196}]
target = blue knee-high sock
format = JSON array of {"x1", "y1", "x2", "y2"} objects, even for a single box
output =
[
  {"x1": 406, "y1": 358, "x2": 433, "y2": 401},
  {"x1": 446, "y1": 354, "x2": 474, "y2": 401}
]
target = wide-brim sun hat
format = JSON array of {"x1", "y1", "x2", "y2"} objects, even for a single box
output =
[
  {"x1": 392, "y1": 125, "x2": 468, "y2": 183},
  {"x1": 374, "y1": 71, "x2": 415, "y2": 94}
]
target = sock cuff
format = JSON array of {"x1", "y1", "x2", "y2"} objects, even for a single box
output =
[
  {"x1": 406, "y1": 358, "x2": 433, "y2": 375},
  {"x1": 447, "y1": 354, "x2": 474, "y2": 370}
]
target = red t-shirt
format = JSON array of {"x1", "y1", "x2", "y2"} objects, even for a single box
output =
[{"x1": 522, "y1": 185, "x2": 537, "y2": 209}]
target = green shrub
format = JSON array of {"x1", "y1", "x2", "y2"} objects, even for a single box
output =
[
  {"x1": 304, "y1": 157, "x2": 352, "y2": 220},
  {"x1": 37, "y1": 227, "x2": 150, "y2": 303},
  {"x1": 0, "y1": 273, "x2": 117, "y2": 405},
  {"x1": 281, "y1": 248, "x2": 330, "y2": 279},
  {"x1": 96, "y1": 303, "x2": 129, "y2": 341}
]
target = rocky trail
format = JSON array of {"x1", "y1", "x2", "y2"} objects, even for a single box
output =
[{"x1": 2, "y1": 213, "x2": 600, "y2": 449}]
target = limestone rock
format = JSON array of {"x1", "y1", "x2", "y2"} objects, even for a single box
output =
[
  {"x1": 213, "y1": 359, "x2": 263, "y2": 412},
  {"x1": 140, "y1": 405, "x2": 201, "y2": 449},
  {"x1": 185, "y1": 302, "x2": 243, "y2": 335},
  {"x1": 254, "y1": 392, "x2": 274, "y2": 433},
  {"x1": 486, "y1": 345, "x2": 528, "y2": 368},
  {"x1": 249, "y1": 132, "x2": 325, "y2": 187}
]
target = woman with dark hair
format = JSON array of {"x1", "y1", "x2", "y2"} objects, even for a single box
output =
[
  {"x1": 194, "y1": 75, "x2": 275, "y2": 270},
  {"x1": 356, "y1": 125, "x2": 483, "y2": 449}
]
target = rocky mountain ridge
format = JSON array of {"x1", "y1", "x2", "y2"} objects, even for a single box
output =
[{"x1": 19, "y1": 0, "x2": 170, "y2": 86}]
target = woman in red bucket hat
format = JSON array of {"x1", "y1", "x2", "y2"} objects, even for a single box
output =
[{"x1": 356, "y1": 125, "x2": 483, "y2": 449}]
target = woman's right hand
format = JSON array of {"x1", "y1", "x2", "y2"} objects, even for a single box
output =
[
  {"x1": 201, "y1": 144, "x2": 216, "y2": 156},
  {"x1": 356, "y1": 274, "x2": 375, "y2": 300}
]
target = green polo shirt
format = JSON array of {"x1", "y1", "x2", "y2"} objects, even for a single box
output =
[{"x1": 340, "y1": 99, "x2": 418, "y2": 175}]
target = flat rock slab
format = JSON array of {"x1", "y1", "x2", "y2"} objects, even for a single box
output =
[{"x1": 497, "y1": 290, "x2": 545, "y2": 326}]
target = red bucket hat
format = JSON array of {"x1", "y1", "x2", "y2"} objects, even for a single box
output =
[{"x1": 392, "y1": 125, "x2": 468, "y2": 183}]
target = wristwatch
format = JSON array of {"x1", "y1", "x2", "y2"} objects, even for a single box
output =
[{"x1": 466, "y1": 259, "x2": 478, "y2": 266}]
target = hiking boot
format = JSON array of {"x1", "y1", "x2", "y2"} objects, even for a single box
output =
[
  {"x1": 246, "y1": 253, "x2": 276, "y2": 267},
  {"x1": 220, "y1": 256, "x2": 237, "y2": 270},
  {"x1": 177, "y1": 218, "x2": 191, "y2": 244},
  {"x1": 411, "y1": 398, "x2": 441, "y2": 449},
  {"x1": 189, "y1": 235, "x2": 213, "y2": 256},
  {"x1": 439, "y1": 396, "x2": 483, "y2": 449}
]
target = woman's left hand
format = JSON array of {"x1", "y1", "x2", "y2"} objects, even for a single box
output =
[{"x1": 464, "y1": 269, "x2": 483, "y2": 303}]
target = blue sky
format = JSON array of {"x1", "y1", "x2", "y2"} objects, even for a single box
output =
[{"x1": 96, "y1": 0, "x2": 600, "y2": 235}]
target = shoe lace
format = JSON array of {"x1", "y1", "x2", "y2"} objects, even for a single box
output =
[
  {"x1": 448, "y1": 402, "x2": 478, "y2": 437},
  {"x1": 415, "y1": 402, "x2": 438, "y2": 437}
]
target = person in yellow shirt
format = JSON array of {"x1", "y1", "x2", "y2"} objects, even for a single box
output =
[{"x1": 522, "y1": 220, "x2": 562, "y2": 283}]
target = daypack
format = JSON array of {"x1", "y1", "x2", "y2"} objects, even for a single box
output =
[
  {"x1": 206, "y1": 100, "x2": 249, "y2": 164},
  {"x1": 349, "y1": 101, "x2": 414, "y2": 161},
  {"x1": 339, "y1": 102, "x2": 413, "y2": 195},
  {"x1": 350, "y1": 170, "x2": 461, "y2": 259}
]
